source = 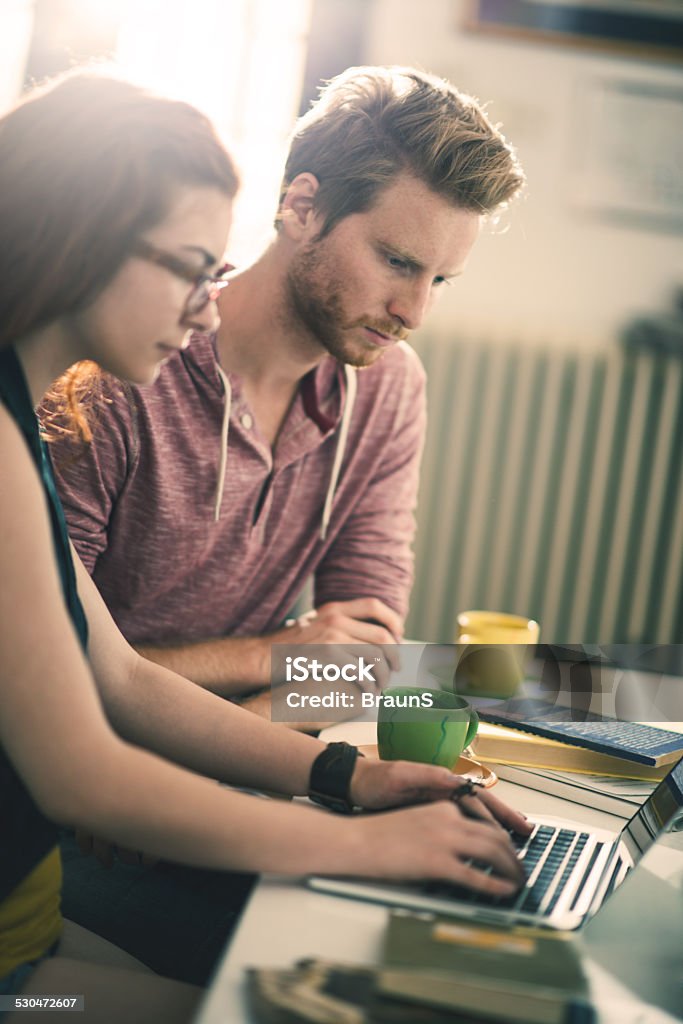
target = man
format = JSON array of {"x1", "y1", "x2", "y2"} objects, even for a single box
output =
[
  {"x1": 47, "y1": 66, "x2": 524, "y2": 722},
  {"x1": 43, "y1": 65, "x2": 525, "y2": 985}
]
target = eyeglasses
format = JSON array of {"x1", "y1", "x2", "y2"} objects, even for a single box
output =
[{"x1": 133, "y1": 239, "x2": 230, "y2": 318}]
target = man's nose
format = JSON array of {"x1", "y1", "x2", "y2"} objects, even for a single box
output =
[{"x1": 386, "y1": 280, "x2": 433, "y2": 332}]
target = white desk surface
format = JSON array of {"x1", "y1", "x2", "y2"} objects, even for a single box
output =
[{"x1": 195, "y1": 764, "x2": 683, "y2": 1024}]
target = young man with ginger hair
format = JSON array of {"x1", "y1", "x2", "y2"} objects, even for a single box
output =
[{"x1": 48, "y1": 65, "x2": 524, "y2": 718}]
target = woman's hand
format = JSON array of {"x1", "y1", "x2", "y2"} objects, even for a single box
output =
[
  {"x1": 352, "y1": 799, "x2": 529, "y2": 895},
  {"x1": 349, "y1": 756, "x2": 532, "y2": 837}
]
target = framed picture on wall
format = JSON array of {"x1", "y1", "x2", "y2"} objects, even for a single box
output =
[
  {"x1": 573, "y1": 77, "x2": 683, "y2": 234},
  {"x1": 463, "y1": 1, "x2": 683, "y2": 62}
]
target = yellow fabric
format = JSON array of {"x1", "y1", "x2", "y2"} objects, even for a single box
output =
[{"x1": 0, "y1": 847, "x2": 63, "y2": 976}]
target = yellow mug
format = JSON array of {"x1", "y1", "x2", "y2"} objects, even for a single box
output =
[{"x1": 454, "y1": 610, "x2": 540, "y2": 699}]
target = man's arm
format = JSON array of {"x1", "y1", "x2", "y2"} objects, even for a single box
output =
[
  {"x1": 140, "y1": 350, "x2": 425, "y2": 700},
  {"x1": 137, "y1": 595, "x2": 403, "y2": 698},
  {"x1": 44, "y1": 381, "x2": 402, "y2": 701},
  {"x1": 47, "y1": 350, "x2": 424, "y2": 702},
  {"x1": 137, "y1": 633, "x2": 277, "y2": 696}
]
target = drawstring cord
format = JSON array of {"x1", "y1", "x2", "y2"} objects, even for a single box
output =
[
  {"x1": 214, "y1": 364, "x2": 231, "y2": 521},
  {"x1": 320, "y1": 364, "x2": 357, "y2": 540}
]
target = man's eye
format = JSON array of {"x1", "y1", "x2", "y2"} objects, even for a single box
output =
[
  {"x1": 386, "y1": 254, "x2": 408, "y2": 271},
  {"x1": 432, "y1": 276, "x2": 451, "y2": 287}
]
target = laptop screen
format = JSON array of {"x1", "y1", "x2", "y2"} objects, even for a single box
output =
[{"x1": 621, "y1": 754, "x2": 683, "y2": 863}]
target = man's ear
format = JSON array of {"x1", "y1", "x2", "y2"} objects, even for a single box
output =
[{"x1": 279, "y1": 173, "x2": 320, "y2": 239}]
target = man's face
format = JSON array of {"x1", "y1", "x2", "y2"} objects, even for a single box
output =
[{"x1": 285, "y1": 173, "x2": 481, "y2": 367}]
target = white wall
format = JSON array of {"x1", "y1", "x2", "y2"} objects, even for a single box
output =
[{"x1": 365, "y1": 0, "x2": 683, "y2": 349}]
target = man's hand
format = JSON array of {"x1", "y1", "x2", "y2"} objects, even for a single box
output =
[
  {"x1": 269, "y1": 598, "x2": 403, "y2": 690},
  {"x1": 281, "y1": 597, "x2": 402, "y2": 647},
  {"x1": 136, "y1": 599, "x2": 403, "y2": 697}
]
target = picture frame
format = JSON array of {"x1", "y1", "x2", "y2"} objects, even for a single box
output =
[
  {"x1": 572, "y1": 77, "x2": 683, "y2": 234},
  {"x1": 463, "y1": 1, "x2": 683, "y2": 62}
]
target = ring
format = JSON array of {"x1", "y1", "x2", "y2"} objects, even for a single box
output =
[{"x1": 451, "y1": 780, "x2": 482, "y2": 801}]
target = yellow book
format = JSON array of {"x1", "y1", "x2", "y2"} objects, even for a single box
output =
[{"x1": 471, "y1": 722, "x2": 668, "y2": 781}]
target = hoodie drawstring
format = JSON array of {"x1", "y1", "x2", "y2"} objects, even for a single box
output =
[
  {"x1": 320, "y1": 364, "x2": 357, "y2": 541},
  {"x1": 214, "y1": 364, "x2": 231, "y2": 521}
]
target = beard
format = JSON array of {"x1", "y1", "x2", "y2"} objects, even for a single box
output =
[{"x1": 285, "y1": 241, "x2": 407, "y2": 368}]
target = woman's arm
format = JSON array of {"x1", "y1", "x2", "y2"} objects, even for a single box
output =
[
  {"x1": 0, "y1": 410, "x2": 320, "y2": 862},
  {"x1": 77, "y1": 554, "x2": 491, "y2": 812},
  {"x1": 76, "y1": 550, "x2": 326, "y2": 796},
  {"x1": 0, "y1": 411, "x2": 357, "y2": 873},
  {"x1": 0, "y1": 408, "x2": 528, "y2": 890}
]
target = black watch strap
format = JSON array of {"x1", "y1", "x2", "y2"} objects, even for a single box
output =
[{"x1": 308, "y1": 742, "x2": 363, "y2": 814}]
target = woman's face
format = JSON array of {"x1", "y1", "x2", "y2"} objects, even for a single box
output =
[{"x1": 70, "y1": 186, "x2": 232, "y2": 385}]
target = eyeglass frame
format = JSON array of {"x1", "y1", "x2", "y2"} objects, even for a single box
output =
[{"x1": 133, "y1": 238, "x2": 230, "y2": 318}]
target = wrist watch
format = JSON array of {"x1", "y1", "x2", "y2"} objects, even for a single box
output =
[{"x1": 308, "y1": 741, "x2": 363, "y2": 814}]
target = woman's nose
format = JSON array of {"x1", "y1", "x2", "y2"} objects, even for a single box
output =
[{"x1": 184, "y1": 296, "x2": 221, "y2": 334}]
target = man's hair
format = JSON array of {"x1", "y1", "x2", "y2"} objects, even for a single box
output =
[
  {"x1": 277, "y1": 65, "x2": 524, "y2": 236},
  {"x1": 0, "y1": 67, "x2": 239, "y2": 351}
]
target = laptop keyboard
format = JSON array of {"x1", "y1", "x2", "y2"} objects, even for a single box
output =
[{"x1": 424, "y1": 823, "x2": 594, "y2": 918}]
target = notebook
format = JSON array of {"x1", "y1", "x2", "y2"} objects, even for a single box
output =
[{"x1": 309, "y1": 753, "x2": 683, "y2": 932}]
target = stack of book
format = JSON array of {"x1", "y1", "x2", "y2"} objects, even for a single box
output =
[
  {"x1": 377, "y1": 910, "x2": 593, "y2": 1023},
  {"x1": 247, "y1": 911, "x2": 595, "y2": 1023},
  {"x1": 470, "y1": 698, "x2": 683, "y2": 817}
]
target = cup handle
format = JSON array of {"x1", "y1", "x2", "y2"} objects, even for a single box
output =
[{"x1": 465, "y1": 708, "x2": 479, "y2": 749}]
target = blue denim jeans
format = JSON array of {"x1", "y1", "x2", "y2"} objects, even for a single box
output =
[{"x1": 59, "y1": 832, "x2": 255, "y2": 986}]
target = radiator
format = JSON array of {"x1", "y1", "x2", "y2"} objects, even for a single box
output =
[{"x1": 407, "y1": 338, "x2": 683, "y2": 645}]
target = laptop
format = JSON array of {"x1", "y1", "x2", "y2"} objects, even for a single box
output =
[{"x1": 309, "y1": 753, "x2": 683, "y2": 931}]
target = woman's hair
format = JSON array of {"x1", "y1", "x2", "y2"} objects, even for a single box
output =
[
  {"x1": 0, "y1": 68, "x2": 238, "y2": 350},
  {"x1": 277, "y1": 65, "x2": 524, "y2": 236}
]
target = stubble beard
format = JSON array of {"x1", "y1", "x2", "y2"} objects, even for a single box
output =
[{"x1": 285, "y1": 242, "x2": 403, "y2": 369}]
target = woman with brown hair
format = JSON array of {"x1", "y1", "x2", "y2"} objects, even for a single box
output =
[{"x1": 0, "y1": 69, "x2": 529, "y2": 1022}]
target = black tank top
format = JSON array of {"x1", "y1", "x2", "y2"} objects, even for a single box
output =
[{"x1": 0, "y1": 346, "x2": 88, "y2": 902}]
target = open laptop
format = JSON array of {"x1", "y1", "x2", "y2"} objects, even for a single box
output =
[{"x1": 309, "y1": 753, "x2": 683, "y2": 931}]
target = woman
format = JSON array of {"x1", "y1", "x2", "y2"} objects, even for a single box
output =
[{"x1": 0, "y1": 70, "x2": 530, "y2": 1022}]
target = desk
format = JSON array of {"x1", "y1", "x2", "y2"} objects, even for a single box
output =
[{"x1": 196, "y1": 777, "x2": 683, "y2": 1023}]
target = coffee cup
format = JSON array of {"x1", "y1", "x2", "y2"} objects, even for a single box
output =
[
  {"x1": 377, "y1": 687, "x2": 478, "y2": 768},
  {"x1": 453, "y1": 610, "x2": 539, "y2": 699}
]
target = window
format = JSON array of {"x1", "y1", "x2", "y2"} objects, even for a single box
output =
[{"x1": 117, "y1": 0, "x2": 313, "y2": 263}]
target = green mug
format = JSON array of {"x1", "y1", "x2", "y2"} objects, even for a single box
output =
[{"x1": 377, "y1": 687, "x2": 478, "y2": 769}]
